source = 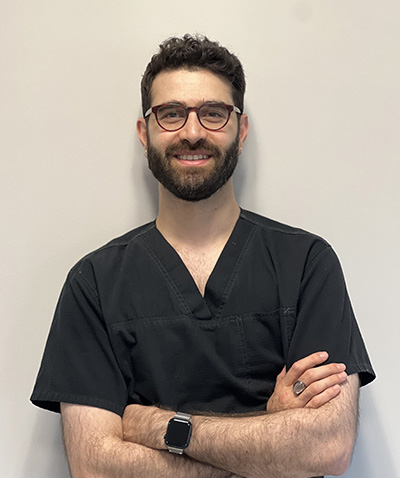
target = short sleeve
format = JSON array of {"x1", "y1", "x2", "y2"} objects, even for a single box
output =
[
  {"x1": 286, "y1": 245, "x2": 375, "y2": 387},
  {"x1": 30, "y1": 262, "x2": 128, "y2": 416}
]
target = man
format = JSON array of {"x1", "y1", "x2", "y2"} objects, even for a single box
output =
[{"x1": 31, "y1": 35, "x2": 375, "y2": 478}]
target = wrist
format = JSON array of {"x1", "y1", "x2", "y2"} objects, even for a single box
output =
[
  {"x1": 122, "y1": 404, "x2": 174, "y2": 449},
  {"x1": 151, "y1": 407, "x2": 176, "y2": 449}
]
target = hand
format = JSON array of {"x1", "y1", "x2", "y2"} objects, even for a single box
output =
[{"x1": 266, "y1": 351, "x2": 348, "y2": 413}]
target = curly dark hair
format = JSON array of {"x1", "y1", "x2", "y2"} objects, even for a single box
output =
[{"x1": 140, "y1": 34, "x2": 246, "y2": 116}]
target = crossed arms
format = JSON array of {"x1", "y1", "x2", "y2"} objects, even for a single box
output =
[{"x1": 61, "y1": 352, "x2": 360, "y2": 478}]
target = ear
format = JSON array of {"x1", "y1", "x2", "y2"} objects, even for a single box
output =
[
  {"x1": 238, "y1": 113, "x2": 249, "y2": 151},
  {"x1": 137, "y1": 117, "x2": 148, "y2": 150}
]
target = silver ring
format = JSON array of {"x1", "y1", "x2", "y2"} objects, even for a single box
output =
[{"x1": 293, "y1": 380, "x2": 306, "y2": 395}]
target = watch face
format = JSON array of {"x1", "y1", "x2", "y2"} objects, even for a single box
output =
[{"x1": 165, "y1": 418, "x2": 192, "y2": 448}]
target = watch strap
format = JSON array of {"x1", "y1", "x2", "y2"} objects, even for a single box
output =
[
  {"x1": 167, "y1": 445, "x2": 186, "y2": 455},
  {"x1": 174, "y1": 411, "x2": 192, "y2": 421}
]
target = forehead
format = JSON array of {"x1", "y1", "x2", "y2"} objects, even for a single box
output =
[{"x1": 150, "y1": 68, "x2": 234, "y2": 106}]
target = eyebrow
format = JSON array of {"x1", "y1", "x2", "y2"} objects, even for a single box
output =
[{"x1": 158, "y1": 100, "x2": 228, "y2": 107}]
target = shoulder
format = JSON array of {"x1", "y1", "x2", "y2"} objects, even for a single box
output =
[
  {"x1": 69, "y1": 221, "x2": 156, "y2": 279},
  {"x1": 240, "y1": 209, "x2": 330, "y2": 255},
  {"x1": 240, "y1": 209, "x2": 322, "y2": 238},
  {"x1": 241, "y1": 210, "x2": 335, "y2": 269}
]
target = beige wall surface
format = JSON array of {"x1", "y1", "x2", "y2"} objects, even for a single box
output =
[{"x1": 1, "y1": 1, "x2": 399, "y2": 476}]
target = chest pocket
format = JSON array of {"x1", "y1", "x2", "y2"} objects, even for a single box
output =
[
  {"x1": 238, "y1": 309, "x2": 297, "y2": 397},
  {"x1": 108, "y1": 310, "x2": 294, "y2": 414}
]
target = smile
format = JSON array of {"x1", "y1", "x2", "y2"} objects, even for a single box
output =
[{"x1": 175, "y1": 154, "x2": 211, "y2": 161}]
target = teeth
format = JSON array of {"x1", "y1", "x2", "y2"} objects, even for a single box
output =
[{"x1": 177, "y1": 154, "x2": 210, "y2": 160}]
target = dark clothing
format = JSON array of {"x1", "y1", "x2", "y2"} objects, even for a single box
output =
[{"x1": 31, "y1": 210, "x2": 375, "y2": 417}]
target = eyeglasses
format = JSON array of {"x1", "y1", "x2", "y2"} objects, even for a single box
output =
[{"x1": 144, "y1": 103, "x2": 242, "y2": 132}]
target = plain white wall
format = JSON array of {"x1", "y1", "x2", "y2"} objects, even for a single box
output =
[{"x1": 1, "y1": 1, "x2": 399, "y2": 476}]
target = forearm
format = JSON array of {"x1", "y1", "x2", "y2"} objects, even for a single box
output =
[
  {"x1": 73, "y1": 438, "x2": 236, "y2": 478},
  {"x1": 124, "y1": 375, "x2": 359, "y2": 478},
  {"x1": 129, "y1": 410, "x2": 341, "y2": 478},
  {"x1": 190, "y1": 376, "x2": 359, "y2": 478},
  {"x1": 187, "y1": 408, "x2": 346, "y2": 478},
  {"x1": 61, "y1": 403, "x2": 236, "y2": 478}
]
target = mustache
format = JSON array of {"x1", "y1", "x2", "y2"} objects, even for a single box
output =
[{"x1": 165, "y1": 140, "x2": 221, "y2": 156}]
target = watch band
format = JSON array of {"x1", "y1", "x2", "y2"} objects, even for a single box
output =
[
  {"x1": 174, "y1": 411, "x2": 192, "y2": 421},
  {"x1": 166, "y1": 445, "x2": 187, "y2": 455}
]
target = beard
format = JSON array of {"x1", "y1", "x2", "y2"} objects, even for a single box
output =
[{"x1": 146, "y1": 133, "x2": 240, "y2": 202}]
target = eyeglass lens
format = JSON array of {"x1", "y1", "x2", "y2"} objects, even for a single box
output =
[{"x1": 156, "y1": 104, "x2": 230, "y2": 131}]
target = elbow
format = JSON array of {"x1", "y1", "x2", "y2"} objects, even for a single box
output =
[
  {"x1": 323, "y1": 436, "x2": 355, "y2": 476},
  {"x1": 327, "y1": 452, "x2": 352, "y2": 476},
  {"x1": 68, "y1": 462, "x2": 102, "y2": 478},
  {"x1": 69, "y1": 464, "x2": 110, "y2": 478},
  {"x1": 67, "y1": 467, "x2": 93, "y2": 478}
]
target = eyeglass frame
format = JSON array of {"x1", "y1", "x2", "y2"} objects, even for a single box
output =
[{"x1": 144, "y1": 103, "x2": 242, "y2": 132}]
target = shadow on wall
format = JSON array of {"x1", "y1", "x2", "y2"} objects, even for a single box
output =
[
  {"x1": 233, "y1": 112, "x2": 260, "y2": 210},
  {"x1": 329, "y1": 387, "x2": 397, "y2": 478},
  {"x1": 22, "y1": 410, "x2": 70, "y2": 478},
  {"x1": 131, "y1": 125, "x2": 159, "y2": 220}
]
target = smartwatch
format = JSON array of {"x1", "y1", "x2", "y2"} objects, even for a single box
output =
[{"x1": 164, "y1": 412, "x2": 192, "y2": 454}]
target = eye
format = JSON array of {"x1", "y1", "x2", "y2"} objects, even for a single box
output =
[
  {"x1": 200, "y1": 105, "x2": 228, "y2": 123},
  {"x1": 158, "y1": 106, "x2": 186, "y2": 122}
]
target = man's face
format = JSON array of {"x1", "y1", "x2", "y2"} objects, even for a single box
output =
[{"x1": 138, "y1": 68, "x2": 248, "y2": 201}]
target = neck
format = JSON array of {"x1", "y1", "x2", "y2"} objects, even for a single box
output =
[{"x1": 156, "y1": 180, "x2": 240, "y2": 249}]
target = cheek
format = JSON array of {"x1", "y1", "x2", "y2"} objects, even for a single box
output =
[{"x1": 148, "y1": 128, "x2": 179, "y2": 150}]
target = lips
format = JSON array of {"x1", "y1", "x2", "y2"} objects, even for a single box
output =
[
  {"x1": 175, "y1": 154, "x2": 211, "y2": 161},
  {"x1": 166, "y1": 141, "x2": 219, "y2": 166}
]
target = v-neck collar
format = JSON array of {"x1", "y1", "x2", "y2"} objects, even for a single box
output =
[{"x1": 140, "y1": 210, "x2": 256, "y2": 320}]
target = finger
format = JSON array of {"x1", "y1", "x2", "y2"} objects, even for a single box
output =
[
  {"x1": 301, "y1": 371, "x2": 348, "y2": 403},
  {"x1": 305, "y1": 384, "x2": 342, "y2": 409},
  {"x1": 299, "y1": 362, "x2": 346, "y2": 386},
  {"x1": 276, "y1": 365, "x2": 287, "y2": 380},
  {"x1": 284, "y1": 351, "x2": 329, "y2": 385}
]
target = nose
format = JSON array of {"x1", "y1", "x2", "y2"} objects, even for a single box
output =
[{"x1": 178, "y1": 110, "x2": 207, "y2": 144}]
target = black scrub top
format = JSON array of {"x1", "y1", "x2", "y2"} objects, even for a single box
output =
[{"x1": 31, "y1": 210, "x2": 375, "y2": 417}]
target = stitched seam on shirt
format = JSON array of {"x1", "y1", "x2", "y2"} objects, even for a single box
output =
[
  {"x1": 280, "y1": 307, "x2": 297, "y2": 361},
  {"x1": 69, "y1": 225, "x2": 158, "y2": 314},
  {"x1": 240, "y1": 210, "x2": 329, "y2": 241},
  {"x1": 108, "y1": 312, "x2": 286, "y2": 330},
  {"x1": 72, "y1": 222, "x2": 156, "y2": 262},
  {"x1": 137, "y1": 236, "x2": 193, "y2": 317},
  {"x1": 71, "y1": 271, "x2": 110, "y2": 338},
  {"x1": 347, "y1": 362, "x2": 374, "y2": 370},
  {"x1": 236, "y1": 317, "x2": 252, "y2": 390},
  {"x1": 305, "y1": 244, "x2": 333, "y2": 268},
  {"x1": 214, "y1": 224, "x2": 257, "y2": 319},
  {"x1": 241, "y1": 211, "x2": 307, "y2": 235},
  {"x1": 74, "y1": 270, "x2": 100, "y2": 304},
  {"x1": 107, "y1": 314, "x2": 190, "y2": 330},
  {"x1": 33, "y1": 390, "x2": 125, "y2": 415}
]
